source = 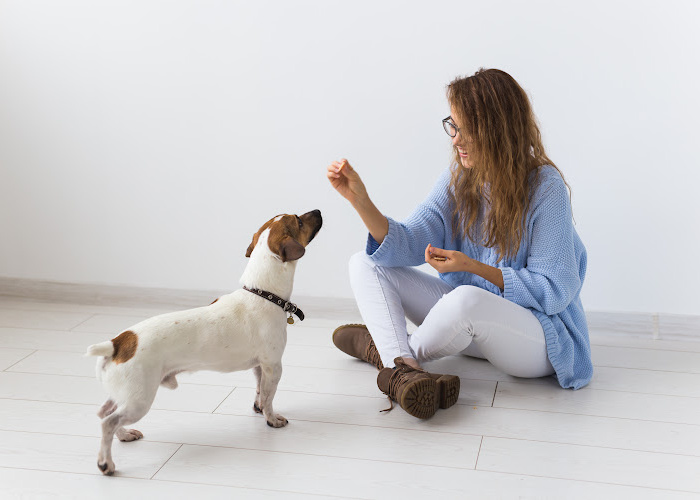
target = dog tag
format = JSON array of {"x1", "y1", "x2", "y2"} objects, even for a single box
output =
[{"x1": 287, "y1": 316, "x2": 294, "y2": 325}]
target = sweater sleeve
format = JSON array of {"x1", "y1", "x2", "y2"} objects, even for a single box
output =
[
  {"x1": 366, "y1": 169, "x2": 452, "y2": 268},
  {"x1": 501, "y1": 176, "x2": 581, "y2": 315}
]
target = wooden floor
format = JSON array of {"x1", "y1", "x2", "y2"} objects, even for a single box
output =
[{"x1": 0, "y1": 297, "x2": 698, "y2": 499}]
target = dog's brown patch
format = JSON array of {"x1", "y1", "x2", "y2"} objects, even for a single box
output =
[
  {"x1": 111, "y1": 330, "x2": 138, "y2": 364},
  {"x1": 210, "y1": 298, "x2": 219, "y2": 305}
]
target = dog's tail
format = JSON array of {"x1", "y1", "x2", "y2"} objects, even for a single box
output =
[{"x1": 85, "y1": 341, "x2": 114, "y2": 358}]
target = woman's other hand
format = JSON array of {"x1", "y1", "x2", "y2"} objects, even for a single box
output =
[
  {"x1": 327, "y1": 159, "x2": 369, "y2": 207},
  {"x1": 425, "y1": 244, "x2": 471, "y2": 273}
]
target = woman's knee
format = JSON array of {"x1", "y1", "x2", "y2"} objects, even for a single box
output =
[
  {"x1": 348, "y1": 251, "x2": 375, "y2": 285},
  {"x1": 348, "y1": 251, "x2": 373, "y2": 274},
  {"x1": 440, "y1": 285, "x2": 492, "y2": 318}
]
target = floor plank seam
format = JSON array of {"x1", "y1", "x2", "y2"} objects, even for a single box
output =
[
  {"x1": 474, "y1": 436, "x2": 484, "y2": 469},
  {"x1": 4, "y1": 425, "x2": 698, "y2": 460},
  {"x1": 492, "y1": 404, "x2": 700, "y2": 427},
  {"x1": 149, "y1": 443, "x2": 183, "y2": 480},
  {"x1": 593, "y1": 364, "x2": 699, "y2": 375},
  {"x1": 491, "y1": 381, "x2": 498, "y2": 406},
  {"x1": 211, "y1": 387, "x2": 237, "y2": 414},
  {"x1": 67, "y1": 314, "x2": 98, "y2": 331},
  {"x1": 2, "y1": 350, "x2": 38, "y2": 372},
  {"x1": 0, "y1": 464, "x2": 359, "y2": 498}
]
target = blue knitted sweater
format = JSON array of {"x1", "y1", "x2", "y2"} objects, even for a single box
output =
[{"x1": 365, "y1": 166, "x2": 592, "y2": 390}]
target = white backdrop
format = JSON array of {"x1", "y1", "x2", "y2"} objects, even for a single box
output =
[{"x1": 1, "y1": 0, "x2": 699, "y2": 315}]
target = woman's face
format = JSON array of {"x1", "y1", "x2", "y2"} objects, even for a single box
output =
[{"x1": 450, "y1": 107, "x2": 474, "y2": 169}]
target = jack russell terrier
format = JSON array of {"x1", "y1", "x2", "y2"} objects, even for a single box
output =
[{"x1": 86, "y1": 209, "x2": 322, "y2": 475}]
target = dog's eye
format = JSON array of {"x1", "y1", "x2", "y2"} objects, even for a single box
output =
[{"x1": 298, "y1": 218, "x2": 303, "y2": 228}]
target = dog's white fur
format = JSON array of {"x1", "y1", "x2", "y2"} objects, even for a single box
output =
[{"x1": 86, "y1": 210, "x2": 321, "y2": 476}]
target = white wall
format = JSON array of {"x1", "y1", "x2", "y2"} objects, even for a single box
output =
[{"x1": 1, "y1": 0, "x2": 699, "y2": 315}]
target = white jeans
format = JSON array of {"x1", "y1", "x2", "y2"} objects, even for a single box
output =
[{"x1": 349, "y1": 252, "x2": 555, "y2": 378}]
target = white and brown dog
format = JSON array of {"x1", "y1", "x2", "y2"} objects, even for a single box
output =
[{"x1": 86, "y1": 209, "x2": 322, "y2": 475}]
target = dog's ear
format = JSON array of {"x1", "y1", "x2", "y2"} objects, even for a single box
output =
[
  {"x1": 245, "y1": 233, "x2": 258, "y2": 258},
  {"x1": 279, "y1": 236, "x2": 305, "y2": 262}
]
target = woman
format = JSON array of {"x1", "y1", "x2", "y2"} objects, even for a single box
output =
[{"x1": 327, "y1": 68, "x2": 591, "y2": 420}]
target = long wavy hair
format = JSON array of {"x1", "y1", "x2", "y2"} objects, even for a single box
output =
[{"x1": 446, "y1": 68, "x2": 568, "y2": 262}]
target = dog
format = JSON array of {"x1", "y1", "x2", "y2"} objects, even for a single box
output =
[{"x1": 85, "y1": 209, "x2": 322, "y2": 475}]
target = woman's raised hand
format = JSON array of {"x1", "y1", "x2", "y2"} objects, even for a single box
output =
[{"x1": 327, "y1": 159, "x2": 369, "y2": 207}]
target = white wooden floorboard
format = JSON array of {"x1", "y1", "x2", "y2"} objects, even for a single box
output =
[
  {"x1": 592, "y1": 344, "x2": 700, "y2": 373},
  {"x1": 0, "y1": 327, "x2": 109, "y2": 353},
  {"x1": 494, "y1": 381, "x2": 700, "y2": 425},
  {"x1": 589, "y1": 332, "x2": 700, "y2": 353},
  {"x1": 477, "y1": 436, "x2": 700, "y2": 493},
  {"x1": 0, "y1": 467, "x2": 331, "y2": 500},
  {"x1": 588, "y1": 365, "x2": 700, "y2": 398},
  {"x1": 0, "y1": 429, "x2": 180, "y2": 479},
  {"x1": 0, "y1": 308, "x2": 92, "y2": 331},
  {"x1": 153, "y1": 443, "x2": 696, "y2": 500}
]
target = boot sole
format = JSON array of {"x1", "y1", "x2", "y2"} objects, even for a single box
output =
[
  {"x1": 435, "y1": 375, "x2": 460, "y2": 409},
  {"x1": 400, "y1": 378, "x2": 439, "y2": 419}
]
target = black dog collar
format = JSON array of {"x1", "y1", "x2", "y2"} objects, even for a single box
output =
[{"x1": 242, "y1": 286, "x2": 305, "y2": 324}]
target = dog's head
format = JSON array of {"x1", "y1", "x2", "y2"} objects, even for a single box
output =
[{"x1": 246, "y1": 209, "x2": 323, "y2": 262}]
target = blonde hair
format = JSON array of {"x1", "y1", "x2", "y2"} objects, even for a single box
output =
[{"x1": 446, "y1": 68, "x2": 568, "y2": 262}]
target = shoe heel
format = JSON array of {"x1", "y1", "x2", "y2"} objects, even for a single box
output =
[
  {"x1": 435, "y1": 375, "x2": 460, "y2": 409},
  {"x1": 401, "y1": 378, "x2": 439, "y2": 419}
]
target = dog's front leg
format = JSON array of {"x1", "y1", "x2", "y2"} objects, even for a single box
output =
[
  {"x1": 252, "y1": 365, "x2": 262, "y2": 413},
  {"x1": 258, "y1": 362, "x2": 288, "y2": 428}
]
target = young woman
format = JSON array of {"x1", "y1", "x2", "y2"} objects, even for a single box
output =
[{"x1": 327, "y1": 68, "x2": 592, "y2": 419}]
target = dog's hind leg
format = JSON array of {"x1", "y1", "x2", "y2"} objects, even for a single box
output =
[
  {"x1": 257, "y1": 362, "x2": 287, "y2": 428},
  {"x1": 97, "y1": 399, "x2": 117, "y2": 418},
  {"x1": 97, "y1": 396, "x2": 154, "y2": 475},
  {"x1": 252, "y1": 365, "x2": 262, "y2": 413}
]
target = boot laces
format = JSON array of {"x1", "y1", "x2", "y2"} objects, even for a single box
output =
[
  {"x1": 364, "y1": 339, "x2": 383, "y2": 370},
  {"x1": 380, "y1": 359, "x2": 424, "y2": 413}
]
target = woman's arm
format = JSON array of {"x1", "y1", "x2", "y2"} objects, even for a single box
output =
[{"x1": 327, "y1": 159, "x2": 389, "y2": 244}]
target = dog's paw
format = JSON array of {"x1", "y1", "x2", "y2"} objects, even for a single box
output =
[
  {"x1": 265, "y1": 413, "x2": 288, "y2": 428},
  {"x1": 116, "y1": 428, "x2": 144, "y2": 442},
  {"x1": 97, "y1": 458, "x2": 115, "y2": 476},
  {"x1": 253, "y1": 402, "x2": 263, "y2": 414}
]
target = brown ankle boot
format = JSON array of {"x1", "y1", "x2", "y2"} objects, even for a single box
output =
[
  {"x1": 376, "y1": 357, "x2": 439, "y2": 419},
  {"x1": 332, "y1": 324, "x2": 384, "y2": 370},
  {"x1": 426, "y1": 372, "x2": 461, "y2": 409}
]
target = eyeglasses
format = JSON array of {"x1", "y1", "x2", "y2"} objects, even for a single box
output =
[{"x1": 442, "y1": 116, "x2": 460, "y2": 138}]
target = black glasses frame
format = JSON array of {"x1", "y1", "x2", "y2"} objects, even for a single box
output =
[{"x1": 442, "y1": 116, "x2": 460, "y2": 138}]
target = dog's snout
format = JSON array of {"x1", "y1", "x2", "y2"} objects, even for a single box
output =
[{"x1": 304, "y1": 209, "x2": 322, "y2": 243}]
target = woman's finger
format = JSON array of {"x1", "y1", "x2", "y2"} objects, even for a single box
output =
[{"x1": 428, "y1": 244, "x2": 448, "y2": 261}]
